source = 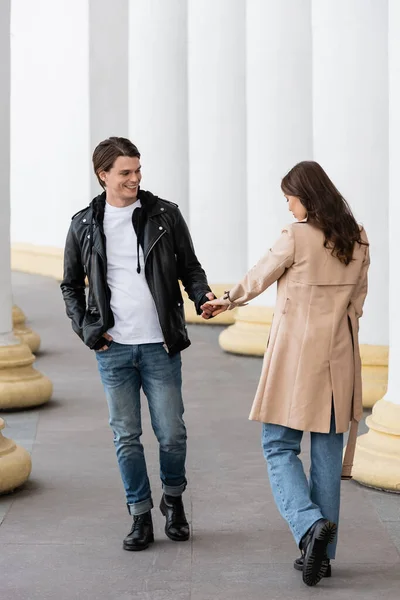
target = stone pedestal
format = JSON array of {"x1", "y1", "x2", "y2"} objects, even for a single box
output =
[
  {"x1": 360, "y1": 345, "x2": 388, "y2": 408},
  {"x1": 352, "y1": 400, "x2": 400, "y2": 492},
  {"x1": 12, "y1": 305, "x2": 41, "y2": 354},
  {"x1": 0, "y1": 342, "x2": 52, "y2": 409},
  {"x1": 0, "y1": 417, "x2": 32, "y2": 494},
  {"x1": 219, "y1": 306, "x2": 274, "y2": 356}
]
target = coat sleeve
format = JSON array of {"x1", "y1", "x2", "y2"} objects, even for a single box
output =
[
  {"x1": 173, "y1": 208, "x2": 212, "y2": 314},
  {"x1": 60, "y1": 223, "x2": 86, "y2": 340},
  {"x1": 228, "y1": 227, "x2": 295, "y2": 308},
  {"x1": 350, "y1": 239, "x2": 370, "y2": 320}
]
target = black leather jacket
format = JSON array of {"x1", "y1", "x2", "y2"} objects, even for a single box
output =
[{"x1": 60, "y1": 190, "x2": 212, "y2": 354}]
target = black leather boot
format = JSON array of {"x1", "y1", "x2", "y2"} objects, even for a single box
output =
[
  {"x1": 123, "y1": 511, "x2": 154, "y2": 551},
  {"x1": 160, "y1": 494, "x2": 190, "y2": 541},
  {"x1": 300, "y1": 518, "x2": 337, "y2": 586}
]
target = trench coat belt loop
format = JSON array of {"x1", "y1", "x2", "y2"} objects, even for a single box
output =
[{"x1": 341, "y1": 418, "x2": 359, "y2": 480}]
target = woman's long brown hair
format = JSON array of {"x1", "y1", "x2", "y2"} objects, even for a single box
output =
[{"x1": 281, "y1": 161, "x2": 368, "y2": 265}]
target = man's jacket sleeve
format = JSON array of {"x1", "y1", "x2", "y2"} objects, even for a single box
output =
[
  {"x1": 173, "y1": 209, "x2": 212, "y2": 314},
  {"x1": 60, "y1": 224, "x2": 86, "y2": 340}
]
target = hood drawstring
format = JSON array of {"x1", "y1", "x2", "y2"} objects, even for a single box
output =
[
  {"x1": 136, "y1": 233, "x2": 141, "y2": 274},
  {"x1": 135, "y1": 207, "x2": 143, "y2": 274}
]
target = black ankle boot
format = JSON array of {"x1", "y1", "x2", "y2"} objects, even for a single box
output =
[
  {"x1": 300, "y1": 518, "x2": 337, "y2": 586},
  {"x1": 123, "y1": 511, "x2": 154, "y2": 551},
  {"x1": 160, "y1": 494, "x2": 190, "y2": 541}
]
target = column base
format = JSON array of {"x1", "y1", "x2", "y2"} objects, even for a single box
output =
[
  {"x1": 12, "y1": 305, "x2": 41, "y2": 354},
  {"x1": 360, "y1": 344, "x2": 388, "y2": 408},
  {"x1": 0, "y1": 342, "x2": 52, "y2": 409},
  {"x1": 0, "y1": 418, "x2": 32, "y2": 494},
  {"x1": 219, "y1": 306, "x2": 274, "y2": 356},
  {"x1": 352, "y1": 399, "x2": 400, "y2": 492},
  {"x1": 182, "y1": 284, "x2": 237, "y2": 326}
]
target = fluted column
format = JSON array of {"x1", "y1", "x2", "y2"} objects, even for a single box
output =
[
  {"x1": 312, "y1": 0, "x2": 389, "y2": 406},
  {"x1": 352, "y1": 0, "x2": 400, "y2": 491},
  {"x1": 220, "y1": 0, "x2": 313, "y2": 353},
  {"x1": 187, "y1": 0, "x2": 247, "y2": 325},
  {"x1": 11, "y1": 0, "x2": 91, "y2": 282},
  {"x1": 2, "y1": 0, "x2": 69, "y2": 410},
  {"x1": 0, "y1": 0, "x2": 13, "y2": 350},
  {"x1": 129, "y1": 1, "x2": 188, "y2": 216},
  {"x1": 89, "y1": 0, "x2": 129, "y2": 198},
  {"x1": 0, "y1": 9, "x2": 50, "y2": 504},
  {"x1": 128, "y1": 1, "x2": 193, "y2": 319}
]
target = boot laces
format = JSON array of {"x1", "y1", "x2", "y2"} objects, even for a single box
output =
[{"x1": 131, "y1": 514, "x2": 146, "y2": 534}]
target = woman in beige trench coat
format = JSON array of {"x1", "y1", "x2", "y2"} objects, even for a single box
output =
[{"x1": 202, "y1": 161, "x2": 369, "y2": 587}]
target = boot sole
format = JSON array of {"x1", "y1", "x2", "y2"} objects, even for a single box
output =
[
  {"x1": 294, "y1": 560, "x2": 332, "y2": 577},
  {"x1": 160, "y1": 504, "x2": 190, "y2": 542},
  {"x1": 123, "y1": 533, "x2": 155, "y2": 551},
  {"x1": 302, "y1": 521, "x2": 337, "y2": 586}
]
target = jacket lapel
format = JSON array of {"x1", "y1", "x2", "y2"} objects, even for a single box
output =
[
  {"x1": 92, "y1": 223, "x2": 106, "y2": 262},
  {"x1": 141, "y1": 194, "x2": 168, "y2": 262}
]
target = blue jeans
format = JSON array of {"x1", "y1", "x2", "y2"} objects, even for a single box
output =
[
  {"x1": 96, "y1": 342, "x2": 187, "y2": 516},
  {"x1": 262, "y1": 411, "x2": 343, "y2": 559}
]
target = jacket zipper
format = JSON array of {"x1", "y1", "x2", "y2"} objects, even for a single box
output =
[
  {"x1": 144, "y1": 229, "x2": 166, "y2": 264},
  {"x1": 143, "y1": 229, "x2": 170, "y2": 351}
]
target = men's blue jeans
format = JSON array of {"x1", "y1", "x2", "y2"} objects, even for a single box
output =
[
  {"x1": 96, "y1": 342, "x2": 187, "y2": 516},
  {"x1": 262, "y1": 411, "x2": 343, "y2": 559}
]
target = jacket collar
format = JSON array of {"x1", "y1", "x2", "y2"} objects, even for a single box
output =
[
  {"x1": 88, "y1": 189, "x2": 166, "y2": 264},
  {"x1": 90, "y1": 188, "x2": 163, "y2": 225}
]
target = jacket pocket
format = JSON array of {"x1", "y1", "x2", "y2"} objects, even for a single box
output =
[{"x1": 82, "y1": 310, "x2": 104, "y2": 346}]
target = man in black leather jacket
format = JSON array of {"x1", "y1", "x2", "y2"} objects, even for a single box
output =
[{"x1": 61, "y1": 137, "x2": 214, "y2": 551}]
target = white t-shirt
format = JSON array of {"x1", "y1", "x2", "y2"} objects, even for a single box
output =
[{"x1": 103, "y1": 200, "x2": 164, "y2": 345}]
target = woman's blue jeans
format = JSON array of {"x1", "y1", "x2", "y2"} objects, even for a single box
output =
[{"x1": 262, "y1": 410, "x2": 343, "y2": 559}]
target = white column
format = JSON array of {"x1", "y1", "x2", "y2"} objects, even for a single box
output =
[
  {"x1": 246, "y1": 0, "x2": 313, "y2": 305},
  {"x1": 89, "y1": 0, "x2": 129, "y2": 198},
  {"x1": 312, "y1": 0, "x2": 389, "y2": 406},
  {"x1": 350, "y1": 1, "x2": 399, "y2": 492},
  {"x1": 387, "y1": 0, "x2": 400, "y2": 406},
  {"x1": 188, "y1": 0, "x2": 247, "y2": 285},
  {"x1": 221, "y1": 0, "x2": 312, "y2": 354},
  {"x1": 0, "y1": 3, "x2": 33, "y2": 485},
  {"x1": 0, "y1": 0, "x2": 52, "y2": 410},
  {"x1": 11, "y1": 0, "x2": 91, "y2": 249},
  {"x1": 312, "y1": 0, "x2": 388, "y2": 347},
  {"x1": 0, "y1": 0, "x2": 13, "y2": 344},
  {"x1": 128, "y1": 1, "x2": 188, "y2": 217}
]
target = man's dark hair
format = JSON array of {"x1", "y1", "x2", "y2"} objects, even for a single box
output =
[{"x1": 92, "y1": 137, "x2": 141, "y2": 189}]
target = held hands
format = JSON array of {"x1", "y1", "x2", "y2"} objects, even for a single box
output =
[
  {"x1": 200, "y1": 292, "x2": 217, "y2": 319},
  {"x1": 200, "y1": 296, "x2": 230, "y2": 319}
]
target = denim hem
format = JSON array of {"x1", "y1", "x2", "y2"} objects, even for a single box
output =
[
  {"x1": 162, "y1": 482, "x2": 186, "y2": 496},
  {"x1": 294, "y1": 511, "x2": 325, "y2": 547},
  {"x1": 127, "y1": 498, "x2": 154, "y2": 516}
]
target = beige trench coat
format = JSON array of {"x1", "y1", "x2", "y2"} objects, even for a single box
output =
[{"x1": 228, "y1": 222, "x2": 369, "y2": 478}]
